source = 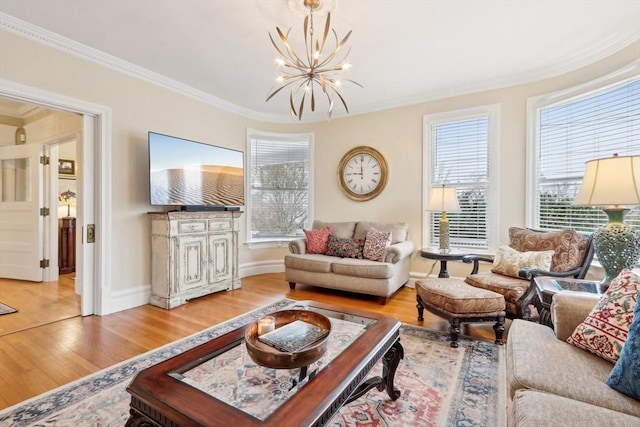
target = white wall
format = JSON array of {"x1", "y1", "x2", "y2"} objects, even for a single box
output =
[{"x1": 0, "y1": 28, "x2": 637, "y2": 309}]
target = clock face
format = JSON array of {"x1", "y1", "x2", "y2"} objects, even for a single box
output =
[{"x1": 338, "y1": 146, "x2": 388, "y2": 201}]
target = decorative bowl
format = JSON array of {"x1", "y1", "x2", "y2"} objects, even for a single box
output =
[{"x1": 244, "y1": 309, "x2": 331, "y2": 369}]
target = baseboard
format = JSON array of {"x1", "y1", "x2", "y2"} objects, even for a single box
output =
[
  {"x1": 239, "y1": 260, "x2": 285, "y2": 278},
  {"x1": 108, "y1": 284, "x2": 151, "y2": 315}
]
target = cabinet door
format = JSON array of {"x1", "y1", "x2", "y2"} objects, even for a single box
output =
[
  {"x1": 176, "y1": 234, "x2": 207, "y2": 291},
  {"x1": 208, "y1": 234, "x2": 232, "y2": 284}
]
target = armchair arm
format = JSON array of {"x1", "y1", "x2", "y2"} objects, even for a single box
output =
[
  {"x1": 288, "y1": 238, "x2": 307, "y2": 254},
  {"x1": 383, "y1": 240, "x2": 415, "y2": 264},
  {"x1": 462, "y1": 254, "x2": 494, "y2": 274},
  {"x1": 551, "y1": 292, "x2": 600, "y2": 341},
  {"x1": 518, "y1": 267, "x2": 582, "y2": 280}
]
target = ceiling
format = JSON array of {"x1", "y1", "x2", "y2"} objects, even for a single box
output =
[{"x1": 0, "y1": 0, "x2": 639, "y2": 122}]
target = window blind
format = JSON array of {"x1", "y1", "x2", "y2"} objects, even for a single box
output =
[
  {"x1": 536, "y1": 78, "x2": 640, "y2": 232},
  {"x1": 430, "y1": 117, "x2": 490, "y2": 249},
  {"x1": 248, "y1": 135, "x2": 311, "y2": 243}
]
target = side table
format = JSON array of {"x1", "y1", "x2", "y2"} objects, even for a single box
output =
[
  {"x1": 420, "y1": 249, "x2": 469, "y2": 278},
  {"x1": 533, "y1": 277, "x2": 605, "y2": 327}
]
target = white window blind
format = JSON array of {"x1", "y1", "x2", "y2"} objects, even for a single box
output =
[
  {"x1": 535, "y1": 77, "x2": 640, "y2": 232},
  {"x1": 429, "y1": 117, "x2": 490, "y2": 249},
  {"x1": 247, "y1": 132, "x2": 312, "y2": 244}
]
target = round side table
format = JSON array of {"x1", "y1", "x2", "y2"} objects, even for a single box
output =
[{"x1": 420, "y1": 249, "x2": 469, "y2": 278}]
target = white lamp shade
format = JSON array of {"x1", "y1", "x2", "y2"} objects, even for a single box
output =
[
  {"x1": 574, "y1": 155, "x2": 640, "y2": 207},
  {"x1": 427, "y1": 186, "x2": 461, "y2": 212}
]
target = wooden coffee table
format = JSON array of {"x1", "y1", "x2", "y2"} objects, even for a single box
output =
[{"x1": 125, "y1": 301, "x2": 403, "y2": 427}]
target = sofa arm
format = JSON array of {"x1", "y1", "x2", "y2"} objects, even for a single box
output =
[
  {"x1": 289, "y1": 238, "x2": 307, "y2": 254},
  {"x1": 551, "y1": 292, "x2": 601, "y2": 341},
  {"x1": 383, "y1": 240, "x2": 415, "y2": 264}
]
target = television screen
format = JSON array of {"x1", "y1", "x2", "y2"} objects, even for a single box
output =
[{"x1": 149, "y1": 132, "x2": 244, "y2": 208}]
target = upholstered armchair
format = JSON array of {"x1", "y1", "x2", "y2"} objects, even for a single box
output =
[{"x1": 462, "y1": 227, "x2": 595, "y2": 320}]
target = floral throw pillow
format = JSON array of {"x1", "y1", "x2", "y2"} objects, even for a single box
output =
[
  {"x1": 607, "y1": 291, "x2": 640, "y2": 400},
  {"x1": 567, "y1": 269, "x2": 640, "y2": 363},
  {"x1": 325, "y1": 235, "x2": 365, "y2": 259},
  {"x1": 491, "y1": 245, "x2": 554, "y2": 278},
  {"x1": 363, "y1": 227, "x2": 392, "y2": 262},
  {"x1": 303, "y1": 226, "x2": 332, "y2": 254}
]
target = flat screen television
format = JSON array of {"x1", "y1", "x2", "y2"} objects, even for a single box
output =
[{"x1": 148, "y1": 132, "x2": 244, "y2": 210}]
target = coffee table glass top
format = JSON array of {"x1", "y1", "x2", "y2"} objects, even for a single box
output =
[{"x1": 166, "y1": 305, "x2": 376, "y2": 421}]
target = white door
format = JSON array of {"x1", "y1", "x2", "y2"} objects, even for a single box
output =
[{"x1": 0, "y1": 143, "x2": 45, "y2": 282}]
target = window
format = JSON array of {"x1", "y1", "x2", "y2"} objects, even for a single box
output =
[
  {"x1": 529, "y1": 69, "x2": 640, "y2": 233},
  {"x1": 423, "y1": 105, "x2": 500, "y2": 251},
  {"x1": 246, "y1": 129, "x2": 313, "y2": 246}
]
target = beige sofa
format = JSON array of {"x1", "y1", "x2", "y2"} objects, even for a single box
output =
[
  {"x1": 507, "y1": 293, "x2": 640, "y2": 426},
  {"x1": 284, "y1": 220, "x2": 414, "y2": 304}
]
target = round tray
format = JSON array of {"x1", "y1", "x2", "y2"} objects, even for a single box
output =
[{"x1": 245, "y1": 310, "x2": 331, "y2": 369}]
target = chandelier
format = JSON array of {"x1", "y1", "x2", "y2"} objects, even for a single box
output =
[{"x1": 266, "y1": 0, "x2": 362, "y2": 120}]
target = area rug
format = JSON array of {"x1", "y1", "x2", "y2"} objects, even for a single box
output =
[
  {"x1": 0, "y1": 302, "x2": 17, "y2": 315},
  {"x1": 0, "y1": 299, "x2": 505, "y2": 427}
]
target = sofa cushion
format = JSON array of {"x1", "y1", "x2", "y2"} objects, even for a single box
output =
[
  {"x1": 507, "y1": 319, "x2": 640, "y2": 417},
  {"x1": 325, "y1": 235, "x2": 365, "y2": 259},
  {"x1": 312, "y1": 221, "x2": 356, "y2": 239},
  {"x1": 465, "y1": 272, "x2": 529, "y2": 314},
  {"x1": 330, "y1": 257, "x2": 395, "y2": 279},
  {"x1": 284, "y1": 254, "x2": 333, "y2": 273},
  {"x1": 607, "y1": 290, "x2": 640, "y2": 400},
  {"x1": 363, "y1": 227, "x2": 391, "y2": 261},
  {"x1": 353, "y1": 221, "x2": 409, "y2": 244},
  {"x1": 509, "y1": 227, "x2": 588, "y2": 272},
  {"x1": 567, "y1": 269, "x2": 639, "y2": 363},
  {"x1": 511, "y1": 389, "x2": 640, "y2": 427},
  {"x1": 303, "y1": 225, "x2": 332, "y2": 254},
  {"x1": 491, "y1": 245, "x2": 554, "y2": 278}
]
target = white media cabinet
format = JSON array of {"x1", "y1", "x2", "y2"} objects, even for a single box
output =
[{"x1": 148, "y1": 210, "x2": 242, "y2": 309}]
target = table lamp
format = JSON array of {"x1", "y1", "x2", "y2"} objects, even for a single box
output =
[
  {"x1": 427, "y1": 185, "x2": 461, "y2": 253},
  {"x1": 573, "y1": 154, "x2": 640, "y2": 285},
  {"x1": 58, "y1": 189, "x2": 76, "y2": 218}
]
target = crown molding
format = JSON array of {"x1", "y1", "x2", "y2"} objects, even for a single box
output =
[{"x1": 1, "y1": 12, "x2": 638, "y2": 124}]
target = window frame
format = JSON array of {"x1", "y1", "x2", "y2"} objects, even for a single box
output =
[
  {"x1": 525, "y1": 60, "x2": 640, "y2": 229},
  {"x1": 245, "y1": 128, "x2": 314, "y2": 249},
  {"x1": 422, "y1": 104, "x2": 501, "y2": 252}
]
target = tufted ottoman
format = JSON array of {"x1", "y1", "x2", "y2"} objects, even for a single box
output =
[{"x1": 416, "y1": 278, "x2": 506, "y2": 347}]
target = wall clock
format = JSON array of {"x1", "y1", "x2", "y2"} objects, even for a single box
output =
[{"x1": 337, "y1": 146, "x2": 388, "y2": 201}]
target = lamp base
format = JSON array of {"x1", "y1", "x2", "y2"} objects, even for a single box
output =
[
  {"x1": 439, "y1": 214, "x2": 450, "y2": 254},
  {"x1": 594, "y1": 209, "x2": 640, "y2": 285}
]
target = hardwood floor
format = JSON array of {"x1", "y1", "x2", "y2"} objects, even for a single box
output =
[{"x1": 0, "y1": 273, "x2": 511, "y2": 409}]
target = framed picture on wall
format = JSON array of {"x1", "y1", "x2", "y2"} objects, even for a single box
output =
[{"x1": 59, "y1": 158, "x2": 76, "y2": 176}]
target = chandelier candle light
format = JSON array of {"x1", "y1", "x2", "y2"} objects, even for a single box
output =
[
  {"x1": 573, "y1": 154, "x2": 640, "y2": 285},
  {"x1": 427, "y1": 185, "x2": 461, "y2": 254},
  {"x1": 266, "y1": 0, "x2": 362, "y2": 120}
]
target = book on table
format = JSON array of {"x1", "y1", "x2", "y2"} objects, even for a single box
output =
[{"x1": 258, "y1": 320, "x2": 330, "y2": 353}]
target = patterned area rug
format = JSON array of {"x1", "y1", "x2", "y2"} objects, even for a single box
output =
[
  {"x1": 0, "y1": 299, "x2": 505, "y2": 427},
  {"x1": 0, "y1": 302, "x2": 17, "y2": 315}
]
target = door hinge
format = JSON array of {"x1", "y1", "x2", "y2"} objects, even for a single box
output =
[
  {"x1": 40, "y1": 259, "x2": 50, "y2": 269},
  {"x1": 40, "y1": 207, "x2": 50, "y2": 216},
  {"x1": 40, "y1": 155, "x2": 50, "y2": 165}
]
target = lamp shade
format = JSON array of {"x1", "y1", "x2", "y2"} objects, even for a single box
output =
[
  {"x1": 427, "y1": 186, "x2": 461, "y2": 212},
  {"x1": 574, "y1": 155, "x2": 640, "y2": 207}
]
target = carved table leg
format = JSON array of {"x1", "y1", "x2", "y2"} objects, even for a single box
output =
[{"x1": 382, "y1": 340, "x2": 404, "y2": 400}]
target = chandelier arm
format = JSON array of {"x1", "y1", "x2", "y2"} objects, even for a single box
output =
[
  {"x1": 319, "y1": 13, "x2": 331, "y2": 54},
  {"x1": 314, "y1": 30, "x2": 352, "y2": 69},
  {"x1": 303, "y1": 14, "x2": 312, "y2": 65},
  {"x1": 275, "y1": 27, "x2": 307, "y2": 66},
  {"x1": 330, "y1": 85, "x2": 350, "y2": 113},
  {"x1": 266, "y1": 76, "x2": 307, "y2": 102}
]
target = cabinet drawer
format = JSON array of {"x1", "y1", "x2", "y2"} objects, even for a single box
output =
[
  {"x1": 177, "y1": 220, "x2": 207, "y2": 234},
  {"x1": 209, "y1": 220, "x2": 232, "y2": 232}
]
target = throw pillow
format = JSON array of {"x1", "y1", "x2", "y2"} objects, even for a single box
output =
[
  {"x1": 325, "y1": 235, "x2": 365, "y2": 259},
  {"x1": 607, "y1": 291, "x2": 640, "y2": 400},
  {"x1": 363, "y1": 227, "x2": 392, "y2": 262},
  {"x1": 303, "y1": 226, "x2": 332, "y2": 254},
  {"x1": 567, "y1": 269, "x2": 640, "y2": 363},
  {"x1": 491, "y1": 245, "x2": 554, "y2": 278}
]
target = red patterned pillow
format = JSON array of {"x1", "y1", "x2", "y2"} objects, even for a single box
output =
[
  {"x1": 566, "y1": 269, "x2": 640, "y2": 363},
  {"x1": 363, "y1": 227, "x2": 392, "y2": 261},
  {"x1": 303, "y1": 226, "x2": 332, "y2": 254}
]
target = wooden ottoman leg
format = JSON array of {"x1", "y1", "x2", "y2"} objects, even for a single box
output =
[
  {"x1": 288, "y1": 282, "x2": 296, "y2": 290},
  {"x1": 449, "y1": 318, "x2": 461, "y2": 348},
  {"x1": 416, "y1": 295, "x2": 425, "y2": 321},
  {"x1": 493, "y1": 315, "x2": 505, "y2": 345}
]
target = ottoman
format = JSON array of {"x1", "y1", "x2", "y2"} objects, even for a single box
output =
[{"x1": 416, "y1": 278, "x2": 506, "y2": 347}]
